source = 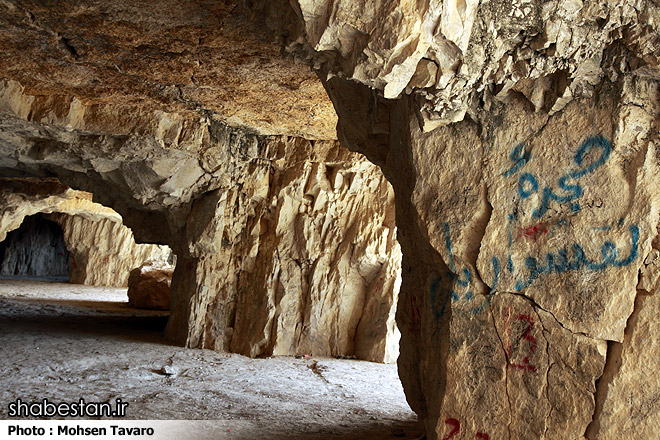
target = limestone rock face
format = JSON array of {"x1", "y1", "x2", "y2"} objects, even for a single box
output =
[
  {"x1": 4, "y1": 6, "x2": 658, "y2": 439},
  {"x1": 318, "y1": 75, "x2": 660, "y2": 438},
  {"x1": 47, "y1": 213, "x2": 171, "y2": 287},
  {"x1": 0, "y1": 79, "x2": 401, "y2": 362},
  {"x1": 0, "y1": 0, "x2": 389, "y2": 363},
  {"x1": 589, "y1": 292, "x2": 660, "y2": 439},
  {"x1": 281, "y1": 0, "x2": 660, "y2": 435},
  {"x1": 291, "y1": 0, "x2": 660, "y2": 127},
  {"x1": 127, "y1": 262, "x2": 174, "y2": 310},
  {"x1": 0, "y1": 178, "x2": 120, "y2": 243},
  {"x1": 165, "y1": 137, "x2": 401, "y2": 363}
]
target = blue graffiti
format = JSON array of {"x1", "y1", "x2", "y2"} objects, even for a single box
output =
[
  {"x1": 502, "y1": 143, "x2": 531, "y2": 177},
  {"x1": 430, "y1": 222, "x2": 639, "y2": 318},
  {"x1": 507, "y1": 213, "x2": 515, "y2": 273},
  {"x1": 505, "y1": 136, "x2": 612, "y2": 218},
  {"x1": 426, "y1": 136, "x2": 634, "y2": 320},
  {"x1": 515, "y1": 225, "x2": 639, "y2": 290},
  {"x1": 430, "y1": 256, "x2": 500, "y2": 318},
  {"x1": 430, "y1": 223, "x2": 501, "y2": 318}
]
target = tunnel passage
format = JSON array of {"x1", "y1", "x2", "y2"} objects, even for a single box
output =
[{"x1": 0, "y1": 213, "x2": 70, "y2": 281}]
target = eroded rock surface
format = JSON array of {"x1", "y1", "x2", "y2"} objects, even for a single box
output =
[
  {"x1": 2, "y1": 0, "x2": 659, "y2": 435},
  {"x1": 589, "y1": 292, "x2": 660, "y2": 439},
  {"x1": 0, "y1": 0, "x2": 336, "y2": 139},
  {"x1": 166, "y1": 137, "x2": 401, "y2": 363},
  {"x1": 278, "y1": 0, "x2": 660, "y2": 437},
  {"x1": 47, "y1": 212, "x2": 171, "y2": 287},
  {"x1": 0, "y1": 70, "x2": 401, "y2": 362},
  {"x1": 366, "y1": 90, "x2": 659, "y2": 440},
  {"x1": 291, "y1": 0, "x2": 659, "y2": 128}
]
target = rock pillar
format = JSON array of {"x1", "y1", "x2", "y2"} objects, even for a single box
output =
[
  {"x1": 285, "y1": 0, "x2": 660, "y2": 434},
  {"x1": 165, "y1": 135, "x2": 402, "y2": 362},
  {"x1": 323, "y1": 74, "x2": 660, "y2": 438}
]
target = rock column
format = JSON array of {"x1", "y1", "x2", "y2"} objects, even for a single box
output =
[
  {"x1": 284, "y1": 0, "x2": 660, "y2": 434},
  {"x1": 165, "y1": 135, "x2": 402, "y2": 362},
  {"x1": 323, "y1": 73, "x2": 660, "y2": 438}
]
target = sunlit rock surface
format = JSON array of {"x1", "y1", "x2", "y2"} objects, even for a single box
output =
[
  {"x1": 291, "y1": 0, "x2": 659, "y2": 128},
  {"x1": 0, "y1": 116, "x2": 401, "y2": 363},
  {"x1": 165, "y1": 136, "x2": 401, "y2": 363},
  {"x1": 47, "y1": 212, "x2": 171, "y2": 287}
]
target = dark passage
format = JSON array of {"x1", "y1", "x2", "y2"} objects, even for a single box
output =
[{"x1": 0, "y1": 213, "x2": 70, "y2": 280}]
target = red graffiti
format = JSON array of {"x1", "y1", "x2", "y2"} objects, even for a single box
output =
[
  {"x1": 518, "y1": 222, "x2": 547, "y2": 241},
  {"x1": 507, "y1": 313, "x2": 538, "y2": 373},
  {"x1": 441, "y1": 417, "x2": 490, "y2": 439},
  {"x1": 442, "y1": 418, "x2": 460, "y2": 440}
]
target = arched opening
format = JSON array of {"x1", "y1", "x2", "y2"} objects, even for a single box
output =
[
  {"x1": 0, "y1": 0, "x2": 419, "y2": 428},
  {"x1": 0, "y1": 213, "x2": 71, "y2": 281},
  {"x1": 0, "y1": 173, "x2": 417, "y2": 436}
]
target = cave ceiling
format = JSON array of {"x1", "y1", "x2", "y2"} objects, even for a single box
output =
[{"x1": 0, "y1": 0, "x2": 337, "y2": 140}]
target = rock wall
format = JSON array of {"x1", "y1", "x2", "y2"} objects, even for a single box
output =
[
  {"x1": 280, "y1": 0, "x2": 660, "y2": 437},
  {"x1": 0, "y1": 83, "x2": 401, "y2": 362},
  {"x1": 0, "y1": 178, "x2": 120, "y2": 243},
  {"x1": 0, "y1": 179, "x2": 171, "y2": 287},
  {"x1": 377, "y1": 88, "x2": 658, "y2": 440},
  {"x1": 165, "y1": 135, "x2": 401, "y2": 362},
  {"x1": 0, "y1": 213, "x2": 70, "y2": 278},
  {"x1": 46, "y1": 213, "x2": 171, "y2": 287}
]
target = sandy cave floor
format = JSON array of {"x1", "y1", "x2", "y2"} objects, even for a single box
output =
[{"x1": 0, "y1": 279, "x2": 422, "y2": 439}]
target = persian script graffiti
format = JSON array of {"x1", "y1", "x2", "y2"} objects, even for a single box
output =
[
  {"x1": 430, "y1": 223, "x2": 500, "y2": 318},
  {"x1": 504, "y1": 136, "x2": 612, "y2": 218},
  {"x1": 514, "y1": 224, "x2": 638, "y2": 290},
  {"x1": 428, "y1": 135, "x2": 639, "y2": 318}
]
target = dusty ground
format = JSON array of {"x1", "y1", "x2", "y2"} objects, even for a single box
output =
[{"x1": 0, "y1": 279, "x2": 422, "y2": 439}]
